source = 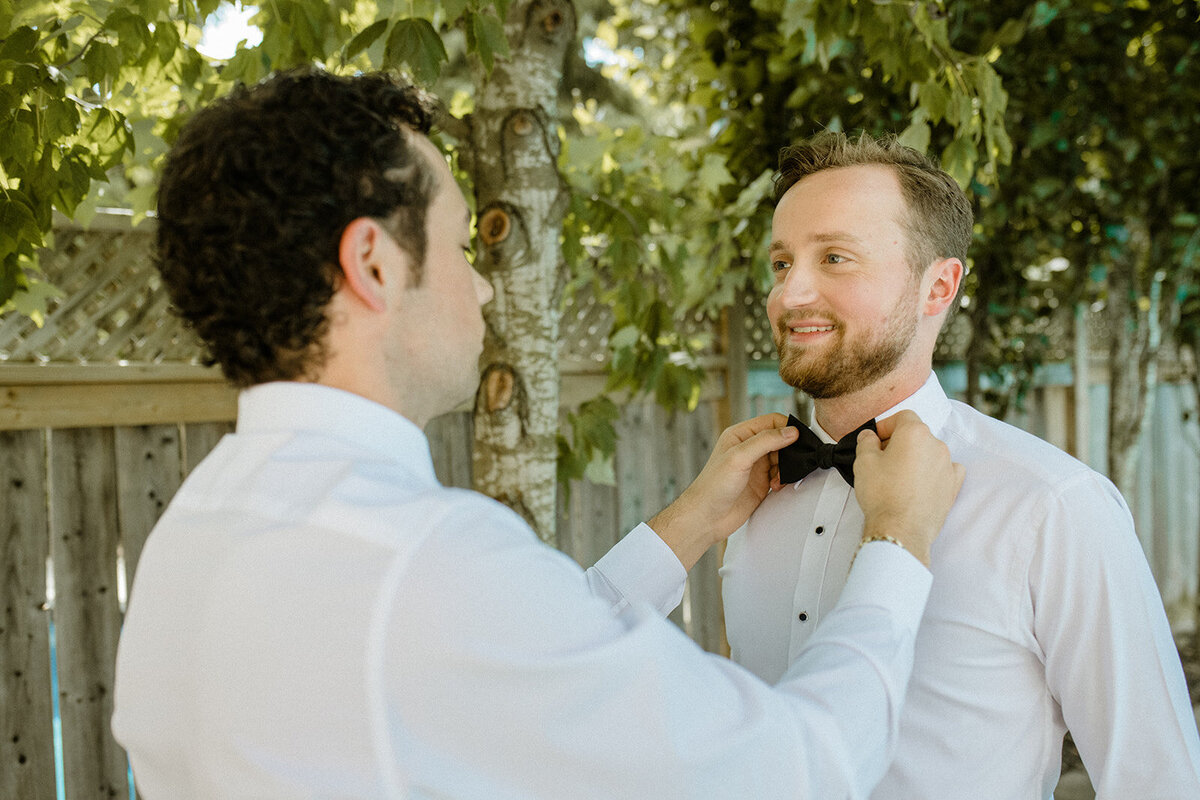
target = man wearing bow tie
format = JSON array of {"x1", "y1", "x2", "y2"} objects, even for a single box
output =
[
  {"x1": 721, "y1": 131, "x2": 1200, "y2": 798},
  {"x1": 112, "y1": 71, "x2": 968, "y2": 799}
]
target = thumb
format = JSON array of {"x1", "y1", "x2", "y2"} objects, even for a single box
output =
[{"x1": 856, "y1": 426, "x2": 882, "y2": 454}]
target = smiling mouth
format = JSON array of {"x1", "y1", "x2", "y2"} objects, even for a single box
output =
[{"x1": 789, "y1": 325, "x2": 834, "y2": 334}]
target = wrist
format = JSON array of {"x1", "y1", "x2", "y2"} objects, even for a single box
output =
[
  {"x1": 859, "y1": 521, "x2": 931, "y2": 567},
  {"x1": 647, "y1": 499, "x2": 711, "y2": 571}
]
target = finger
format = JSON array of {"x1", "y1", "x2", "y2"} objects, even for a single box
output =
[
  {"x1": 724, "y1": 412, "x2": 792, "y2": 445},
  {"x1": 874, "y1": 409, "x2": 923, "y2": 441},
  {"x1": 728, "y1": 424, "x2": 799, "y2": 468},
  {"x1": 855, "y1": 426, "x2": 883, "y2": 458}
]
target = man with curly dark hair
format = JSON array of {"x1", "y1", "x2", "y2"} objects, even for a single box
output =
[
  {"x1": 154, "y1": 69, "x2": 439, "y2": 387},
  {"x1": 111, "y1": 70, "x2": 963, "y2": 799}
]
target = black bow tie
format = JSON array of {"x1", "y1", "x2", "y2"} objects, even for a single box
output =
[{"x1": 778, "y1": 416, "x2": 877, "y2": 487}]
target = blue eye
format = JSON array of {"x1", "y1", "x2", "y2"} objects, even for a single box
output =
[{"x1": 771, "y1": 260, "x2": 790, "y2": 272}]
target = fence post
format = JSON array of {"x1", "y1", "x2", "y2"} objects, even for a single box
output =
[
  {"x1": 1, "y1": 429, "x2": 57, "y2": 800},
  {"x1": 49, "y1": 428, "x2": 128, "y2": 799}
]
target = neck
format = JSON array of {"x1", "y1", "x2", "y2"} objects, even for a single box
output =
[{"x1": 813, "y1": 369, "x2": 932, "y2": 440}]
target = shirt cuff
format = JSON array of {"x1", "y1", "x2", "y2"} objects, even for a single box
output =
[
  {"x1": 588, "y1": 523, "x2": 688, "y2": 615},
  {"x1": 840, "y1": 541, "x2": 932, "y2": 635}
]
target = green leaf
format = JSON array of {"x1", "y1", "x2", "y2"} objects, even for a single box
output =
[
  {"x1": 940, "y1": 137, "x2": 976, "y2": 188},
  {"x1": 83, "y1": 41, "x2": 121, "y2": 86},
  {"x1": 780, "y1": 0, "x2": 816, "y2": 40},
  {"x1": 583, "y1": 453, "x2": 616, "y2": 486},
  {"x1": 608, "y1": 325, "x2": 640, "y2": 351},
  {"x1": 8, "y1": 272, "x2": 63, "y2": 326},
  {"x1": 489, "y1": 0, "x2": 512, "y2": 20},
  {"x1": 730, "y1": 168, "x2": 775, "y2": 216},
  {"x1": 981, "y1": 18, "x2": 1027, "y2": 50},
  {"x1": 0, "y1": 25, "x2": 37, "y2": 60},
  {"x1": 698, "y1": 152, "x2": 733, "y2": 194},
  {"x1": 0, "y1": 196, "x2": 40, "y2": 261},
  {"x1": 1031, "y1": 1, "x2": 1059, "y2": 29},
  {"x1": 106, "y1": 7, "x2": 152, "y2": 61},
  {"x1": 0, "y1": 256, "x2": 17, "y2": 307},
  {"x1": 155, "y1": 20, "x2": 180, "y2": 64},
  {"x1": 384, "y1": 17, "x2": 448, "y2": 85},
  {"x1": 344, "y1": 18, "x2": 387, "y2": 61},
  {"x1": 897, "y1": 117, "x2": 932, "y2": 155},
  {"x1": 469, "y1": 10, "x2": 508, "y2": 73},
  {"x1": 916, "y1": 80, "x2": 949, "y2": 122},
  {"x1": 441, "y1": 0, "x2": 469, "y2": 23},
  {"x1": 43, "y1": 97, "x2": 79, "y2": 138}
]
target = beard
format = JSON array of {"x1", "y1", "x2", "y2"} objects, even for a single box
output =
[{"x1": 774, "y1": 290, "x2": 921, "y2": 399}]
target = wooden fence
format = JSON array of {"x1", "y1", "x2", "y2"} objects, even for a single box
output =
[{"x1": 0, "y1": 368, "x2": 729, "y2": 799}]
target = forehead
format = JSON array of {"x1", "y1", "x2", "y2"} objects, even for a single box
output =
[
  {"x1": 772, "y1": 164, "x2": 906, "y2": 232},
  {"x1": 409, "y1": 133, "x2": 468, "y2": 218}
]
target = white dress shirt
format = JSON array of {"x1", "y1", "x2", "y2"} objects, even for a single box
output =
[
  {"x1": 722, "y1": 372, "x2": 1200, "y2": 799},
  {"x1": 113, "y1": 381, "x2": 934, "y2": 799}
]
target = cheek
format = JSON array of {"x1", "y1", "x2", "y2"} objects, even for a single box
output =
[{"x1": 765, "y1": 287, "x2": 785, "y2": 323}]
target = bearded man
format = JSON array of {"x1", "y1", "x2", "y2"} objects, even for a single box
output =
[{"x1": 720, "y1": 131, "x2": 1200, "y2": 799}]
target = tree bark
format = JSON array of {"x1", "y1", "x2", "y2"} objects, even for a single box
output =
[
  {"x1": 470, "y1": 0, "x2": 576, "y2": 544},
  {"x1": 1106, "y1": 219, "x2": 1157, "y2": 499}
]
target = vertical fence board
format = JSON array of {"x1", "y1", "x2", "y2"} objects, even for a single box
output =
[
  {"x1": 49, "y1": 428, "x2": 127, "y2": 799},
  {"x1": 558, "y1": 479, "x2": 586, "y2": 568},
  {"x1": 615, "y1": 402, "x2": 655, "y2": 537},
  {"x1": 114, "y1": 425, "x2": 184, "y2": 595},
  {"x1": 427, "y1": 411, "x2": 473, "y2": 490},
  {"x1": 580, "y1": 480, "x2": 620, "y2": 567},
  {"x1": 655, "y1": 407, "x2": 690, "y2": 632},
  {"x1": 1, "y1": 429, "x2": 57, "y2": 800},
  {"x1": 182, "y1": 421, "x2": 233, "y2": 476},
  {"x1": 685, "y1": 403, "x2": 727, "y2": 655}
]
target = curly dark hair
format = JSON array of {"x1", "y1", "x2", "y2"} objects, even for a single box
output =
[
  {"x1": 156, "y1": 68, "x2": 437, "y2": 387},
  {"x1": 774, "y1": 131, "x2": 973, "y2": 282}
]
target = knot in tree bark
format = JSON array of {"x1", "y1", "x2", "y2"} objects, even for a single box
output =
[{"x1": 479, "y1": 208, "x2": 512, "y2": 246}]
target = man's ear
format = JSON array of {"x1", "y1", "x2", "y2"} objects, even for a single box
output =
[
  {"x1": 337, "y1": 218, "x2": 390, "y2": 313},
  {"x1": 923, "y1": 257, "x2": 964, "y2": 317}
]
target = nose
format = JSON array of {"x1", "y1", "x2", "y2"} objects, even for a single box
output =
[
  {"x1": 473, "y1": 268, "x2": 494, "y2": 305},
  {"x1": 775, "y1": 264, "x2": 819, "y2": 308}
]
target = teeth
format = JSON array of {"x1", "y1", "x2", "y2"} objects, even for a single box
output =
[{"x1": 791, "y1": 325, "x2": 833, "y2": 333}]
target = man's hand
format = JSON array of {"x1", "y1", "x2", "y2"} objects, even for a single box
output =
[
  {"x1": 648, "y1": 413, "x2": 799, "y2": 570},
  {"x1": 854, "y1": 410, "x2": 964, "y2": 568}
]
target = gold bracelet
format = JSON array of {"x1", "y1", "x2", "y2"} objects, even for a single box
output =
[
  {"x1": 861, "y1": 534, "x2": 906, "y2": 552},
  {"x1": 850, "y1": 534, "x2": 908, "y2": 569}
]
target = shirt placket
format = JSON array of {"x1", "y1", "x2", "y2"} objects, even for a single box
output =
[{"x1": 788, "y1": 472, "x2": 852, "y2": 661}]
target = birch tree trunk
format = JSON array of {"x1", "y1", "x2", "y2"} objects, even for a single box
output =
[
  {"x1": 470, "y1": 0, "x2": 575, "y2": 544},
  {"x1": 1106, "y1": 220, "x2": 1159, "y2": 499}
]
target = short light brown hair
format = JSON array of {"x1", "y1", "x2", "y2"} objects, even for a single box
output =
[{"x1": 774, "y1": 131, "x2": 973, "y2": 282}]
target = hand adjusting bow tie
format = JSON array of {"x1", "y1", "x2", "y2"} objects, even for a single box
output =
[{"x1": 778, "y1": 415, "x2": 877, "y2": 487}]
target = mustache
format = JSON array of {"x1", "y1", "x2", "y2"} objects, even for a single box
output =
[{"x1": 774, "y1": 312, "x2": 843, "y2": 338}]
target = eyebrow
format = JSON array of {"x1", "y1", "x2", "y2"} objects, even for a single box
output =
[{"x1": 768, "y1": 231, "x2": 867, "y2": 252}]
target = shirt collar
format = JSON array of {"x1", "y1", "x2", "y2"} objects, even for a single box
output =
[
  {"x1": 236, "y1": 382, "x2": 439, "y2": 486},
  {"x1": 810, "y1": 372, "x2": 952, "y2": 443}
]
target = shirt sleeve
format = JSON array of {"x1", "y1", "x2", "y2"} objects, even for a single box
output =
[
  {"x1": 585, "y1": 522, "x2": 688, "y2": 615},
  {"x1": 1029, "y1": 472, "x2": 1200, "y2": 797},
  {"x1": 380, "y1": 499, "x2": 931, "y2": 800}
]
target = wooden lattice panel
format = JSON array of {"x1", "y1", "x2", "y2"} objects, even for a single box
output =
[
  {"x1": 0, "y1": 222, "x2": 204, "y2": 365},
  {"x1": 559, "y1": 288, "x2": 720, "y2": 365},
  {"x1": 16, "y1": 215, "x2": 1100, "y2": 370}
]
